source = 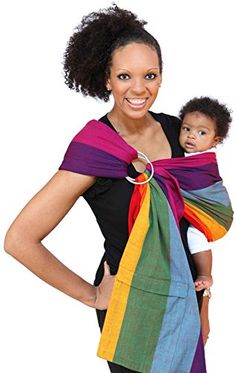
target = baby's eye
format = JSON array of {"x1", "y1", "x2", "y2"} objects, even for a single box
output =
[
  {"x1": 182, "y1": 126, "x2": 190, "y2": 132},
  {"x1": 145, "y1": 73, "x2": 157, "y2": 80},
  {"x1": 117, "y1": 74, "x2": 130, "y2": 80},
  {"x1": 198, "y1": 130, "x2": 206, "y2": 136}
]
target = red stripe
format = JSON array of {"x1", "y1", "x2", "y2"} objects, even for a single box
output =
[{"x1": 128, "y1": 175, "x2": 148, "y2": 234}]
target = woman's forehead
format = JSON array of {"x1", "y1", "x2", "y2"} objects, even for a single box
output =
[{"x1": 111, "y1": 42, "x2": 160, "y2": 69}]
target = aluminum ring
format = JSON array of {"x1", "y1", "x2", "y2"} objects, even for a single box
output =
[{"x1": 125, "y1": 151, "x2": 154, "y2": 185}]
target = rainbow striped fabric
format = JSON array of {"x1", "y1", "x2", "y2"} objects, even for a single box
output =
[{"x1": 59, "y1": 120, "x2": 233, "y2": 373}]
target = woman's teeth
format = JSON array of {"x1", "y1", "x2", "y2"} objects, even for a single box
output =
[{"x1": 126, "y1": 98, "x2": 146, "y2": 106}]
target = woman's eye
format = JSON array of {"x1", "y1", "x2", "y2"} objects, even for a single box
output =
[
  {"x1": 145, "y1": 73, "x2": 157, "y2": 80},
  {"x1": 117, "y1": 74, "x2": 130, "y2": 80}
]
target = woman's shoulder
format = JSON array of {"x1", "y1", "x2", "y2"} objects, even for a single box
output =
[
  {"x1": 150, "y1": 111, "x2": 181, "y2": 128},
  {"x1": 150, "y1": 111, "x2": 181, "y2": 139},
  {"x1": 150, "y1": 111, "x2": 183, "y2": 158}
]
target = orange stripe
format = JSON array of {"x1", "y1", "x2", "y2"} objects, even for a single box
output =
[{"x1": 184, "y1": 203, "x2": 227, "y2": 241}]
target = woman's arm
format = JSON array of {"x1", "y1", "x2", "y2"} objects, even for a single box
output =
[
  {"x1": 200, "y1": 295, "x2": 210, "y2": 345},
  {"x1": 4, "y1": 170, "x2": 115, "y2": 309}
]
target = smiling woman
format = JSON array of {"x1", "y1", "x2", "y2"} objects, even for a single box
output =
[
  {"x1": 4, "y1": 4, "x2": 216, "y2": 373},
  {"x1": 106, "y1": 43, "x2": 167, "y2": 165},
  {"x1": 106, "y1": 43, "x2": 162, "y2": 122}
]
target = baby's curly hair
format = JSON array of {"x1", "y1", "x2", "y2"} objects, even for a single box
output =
[
  {"x1": 179, "y1": 96, "x2": 232, "y2": 139},
  {"x1": 63, "y1": 4, "x2": 162, "y2": 101}
]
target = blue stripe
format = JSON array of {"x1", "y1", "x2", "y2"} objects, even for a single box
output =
[
  {"x1": 181, "y1": 181, "x2": 231, "y2": 207},
  {"x1": 151, "y1": 205, "x2": 200, "y2": 373}
]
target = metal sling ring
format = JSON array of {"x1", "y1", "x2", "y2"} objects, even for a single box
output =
[{"x1": 126, "y1": 151, "x2": 154, "y2": 185}]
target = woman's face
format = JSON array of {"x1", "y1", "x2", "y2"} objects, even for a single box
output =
[{"x1": 106, "y1": 42, "x2": 162, "y2": 120}]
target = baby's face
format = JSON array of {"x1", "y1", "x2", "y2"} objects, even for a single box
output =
[{"x1": 179, "y1": 112, "x2": 221, "y2": 153}]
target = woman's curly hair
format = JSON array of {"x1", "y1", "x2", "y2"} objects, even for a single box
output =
[
  {"x1": 63, "y1": 4, "x2": 162, "y2": 101},
  {"x1": 179, "y1": 96, "x2": 232, "y2": 139}
]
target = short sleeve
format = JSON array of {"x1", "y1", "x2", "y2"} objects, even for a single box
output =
[{"x1": 187, "y1": 225, "x2": 210, "y2": 254}]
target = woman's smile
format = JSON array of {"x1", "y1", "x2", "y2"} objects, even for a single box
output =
[{"x1": 125, "y1": 97, "x2": 148, "y2": 109}]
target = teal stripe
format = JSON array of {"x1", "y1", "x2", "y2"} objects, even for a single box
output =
[
  {"x1": 151, "y1": 205, "x2": 200, "y2": 372},
  {"x1": 181, "y1": 181, "x2": 231, "y2": 206},
  {"x1": 181, "y1": 181, "x2": 233, "y2": 231}
]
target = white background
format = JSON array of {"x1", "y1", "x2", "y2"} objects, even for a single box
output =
[{"x1": 0, "y1": 0, "x2": 235, "y2": 372}]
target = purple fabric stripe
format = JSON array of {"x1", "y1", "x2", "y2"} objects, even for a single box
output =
[
  {"x1": 59, "y1": 142, "x2": 128, "y2": 178},
  {"x1": 153, "y1": 173, "x2": 184, "y2": 225},
  {"x1": 155, "y1": 152, "x2": 216, "y2": 168},
  {"x1": 190, "y1": 332, "x2": 207, "y2": 373},
  {"x1": 167, "y1": 162, "x2": 221, "y2": 191},
  {"x1": 150, "y1": 162, "x2": 221, "y2": 191},
  {"x1": 152, "y1": 153, "x2": 221, "y2": 191},
  {"x1": 72, "y1": 120, "x2": 137, "y2": 163}
]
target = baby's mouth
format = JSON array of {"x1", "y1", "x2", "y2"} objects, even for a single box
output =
[{"x1": 185, "y1": 141, "x2": 196, "y2": 149}]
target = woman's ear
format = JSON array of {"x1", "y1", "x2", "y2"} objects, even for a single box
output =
[{"x1": 106, "y1": 80, "x2": 112, "y2": 91}]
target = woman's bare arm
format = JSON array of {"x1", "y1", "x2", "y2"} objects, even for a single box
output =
[
  {"x1": 200, "y1": 295, "x2": 210, "y2": 345},
  {"x1": 4, "y1": 170, "x2": 115, "y2": 309}
]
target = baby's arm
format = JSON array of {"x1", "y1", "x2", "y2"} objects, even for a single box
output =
[{"x1": 188, "y1": 226, "x2": 213, "y2": 291}]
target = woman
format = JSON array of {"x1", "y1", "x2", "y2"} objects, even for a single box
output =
[{"x1": 4, "y1": 5, "x2": 210, "y2": 373}]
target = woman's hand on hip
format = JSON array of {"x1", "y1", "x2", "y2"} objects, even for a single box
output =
[{"x1": 94, "y1": 261, "x2": 116, "y2": 310}]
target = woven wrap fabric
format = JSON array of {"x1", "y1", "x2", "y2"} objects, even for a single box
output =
[{"x1": 59, "y1": 120, "x2": 233, "y2": 373}]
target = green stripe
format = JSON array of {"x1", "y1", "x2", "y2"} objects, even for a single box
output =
[
  {"x1": 113, "y1": 180, "x2": 171, "y2": 371},
  {"x1": 184, "y1": 197, "x2": 233, "y2": 230}
]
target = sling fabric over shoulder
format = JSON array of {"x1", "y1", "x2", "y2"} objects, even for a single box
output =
[{"x1": 59, "y1": 120, "x2": 233, "y2": 373}]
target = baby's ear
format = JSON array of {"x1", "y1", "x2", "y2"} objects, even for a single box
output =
[{"x1": 213, "y1": 136, "x2": 223, "y2": 146}]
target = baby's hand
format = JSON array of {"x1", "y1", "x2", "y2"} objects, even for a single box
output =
[{"x1": 195, "y1": 275, "x2": 213, "y2": 291}]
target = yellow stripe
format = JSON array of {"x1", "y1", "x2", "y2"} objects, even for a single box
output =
[
  {"x1": 97, "y1": 183, "x2": 150, "y2": 360},
  {"x1": 185, "y1": 202, "x2": 227, "y2": 240}
]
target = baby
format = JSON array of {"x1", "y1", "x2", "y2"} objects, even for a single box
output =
[{"x1": 179, "y1": 96, "x2": 232, "y2": 291}]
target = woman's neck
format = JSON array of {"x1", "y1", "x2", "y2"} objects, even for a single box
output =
[{"x1": 107, "y1": 110, "x2": 153, "y2": 137}]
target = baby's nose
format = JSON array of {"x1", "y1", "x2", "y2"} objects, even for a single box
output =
[{"x1": 187, "y1": 132, "x2": 196, "y2": 138}]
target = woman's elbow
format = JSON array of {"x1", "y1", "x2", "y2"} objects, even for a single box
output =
[{"x1": 4, "y1": 227, "x2": 26, "y2": 257}]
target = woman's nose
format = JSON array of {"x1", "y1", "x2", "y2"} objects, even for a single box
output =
[{"x1": 130, "y1": 78, "x2": 146, "y2": 94}]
